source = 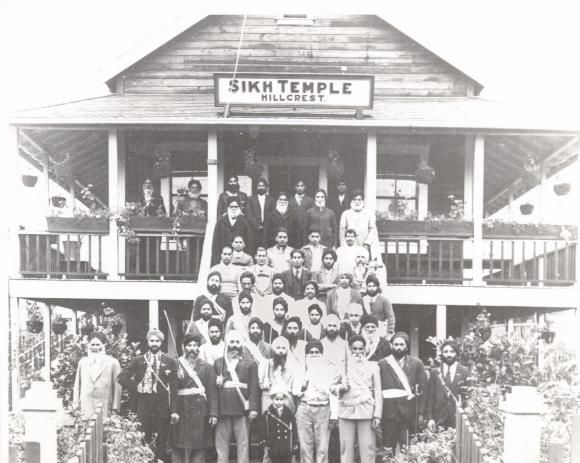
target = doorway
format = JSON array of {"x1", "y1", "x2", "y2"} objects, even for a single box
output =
[{"x1": 266, "y1": 159, "x2": 324, "y2": 198}]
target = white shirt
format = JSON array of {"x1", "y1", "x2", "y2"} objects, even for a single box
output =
[
  {"x1": 295, "y1": 194, "x2": 304, "y2": 205},
  {"x1": 443, "y1": 362, "x2": 457, "y2": 382},
  {"x1": 336, "y1": 287, "x2": 351, "y2": 319},
  {"x1": 199, "y1": 341, "x2": 225, "y2": 365},
  {"x1": 258, "y1": 194, "x2": 266, "y2": 221},
  {"x1": 336, "y1": 245, "x2": 369, "y2": 274}
]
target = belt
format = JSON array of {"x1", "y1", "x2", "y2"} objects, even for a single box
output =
[
  {"x1": 224, "y1": 381, "x2": 248, "y2": 389},
  {"x1": 177, "y1": 387, "x2": 205, "y2": 396},
  {"x1": 382, "y1": 389, "x2": 413, "y2": 400},
  {"x1": 302, "y1": 401, "x2": 329, "y2": 407}
]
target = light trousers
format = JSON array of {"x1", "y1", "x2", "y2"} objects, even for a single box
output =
[
  {"x1": 338, "y1": 418, "x2": 375, "y2": 463},
  {"x1": 296, "y1": 403, "x2": 330, "y2": 463},
  {"x1": 215, "y1": 416, "x2": 249, "y2": 463},
  {"x1": 172, "y1": 448, "x2": 205, "y2": 463}
]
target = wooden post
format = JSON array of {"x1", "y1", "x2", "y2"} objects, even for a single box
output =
[
  {"x1": 365, "y1": 130, "x2": 377, "y2": 214},
  {"x1": 43, "y1": 304, "x2": 51, "y2": 381},
  {"x1": 463, "y1": 135, "x2": 474, "y2": 220},
  {"x1": 149, "y1": 300, "x2": 159, "y2": 330},
  {"x1": 410, "y1": 312, "x2": 419, "y2": 358},
  {"x1": 106, "y1": 129, "x2": 120, "y2": 279},
  {"x1": 499, "y1": 386, "x2": 544, "y2": 463},
  {"x1": 436, "y1": 305, "x2": 447, "y2": 340},
  {"x1": 21, "y1": 381, "x2": 61, "y2": 463},
  {"x1": 10, "y1": 297, "x2": 20, "y2": 411},
  {"x1": 571, "y1": 414, "x2": 580, "y2": 463},
  {"x1": 117, "y1": 131, "x2": 126, "y2": 276},
  {"x1": 472, "y1": 134, "x2": 485, "y2": 285}
]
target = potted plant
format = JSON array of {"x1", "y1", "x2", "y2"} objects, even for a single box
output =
[
  {"x1": 539, "y1": 320, "x2": 555, "y2": 343},
  {"x1": 51, "y1": 314, "x2": 68, "y2": 335},
  {"x1": 100, "y1": 302, "x2": 116, "y2": 318},
  {"x1": 327, "y1": 149, "x2": 345, "y2": 179},
  {"x1": 46, "y1": 211, "x2": 110, "y2": 233},
  {"x1": 21, "y1": 174, "x2": 38, "y2": 187},
  {"x1": 553, "y1": 182, "x2": 571, "y2": 196},
  {"x1": 26, "y1": 302, "x2": 44, "y2": 334},
  {"x1": 51, "y1": 195, "x2": 67, "y2": 208},
  {"x1": 110, "y1": 315, "x2": 124, "y2": 336},
  {"x1": 80, "y1": 316, "x2": 95, "y2": 336},
  {"x1": 482, "y1": 220, "x2": 577, "y2": 240},
  {"x1": 243, "y1": 148, "x2": 265, "y2": 179},
  {"x1": 520, "y1": 202, "x2": 534, "y2": 215},
  {"x1": 414, "y1": 159, "x2": 435, "y2": 184}
]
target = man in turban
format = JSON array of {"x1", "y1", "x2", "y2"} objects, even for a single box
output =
[
  {"x1": 118, "y1": 328, "x2": 178, "y2": 462},
  {"x1": 326, "y1": 272, "x2": 362, "y2": 320},
  {"x1": 361, "y1": 314, "x2": 392, "y2": 362},
  {"x1": 199, "y1": 319, "x2": 225, "y2": 365},
  {"x1": 214, "y1": 330, "x2": 260, "y2": 463}
]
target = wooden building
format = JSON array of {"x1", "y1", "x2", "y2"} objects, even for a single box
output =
[{"x1": 8, "y1": 15, "x2": 580, "y2": 402}]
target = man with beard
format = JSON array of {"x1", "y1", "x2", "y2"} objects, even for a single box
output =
[
  {"x1": 289, "y1": 280, "x2": 327, "y2": 325},
  {"x1": 210, "y1": 246, "x2": 242, "y2": 300},
  {"x1": 288, "y1": 179, "x2": 315, "y2": 247},
  {"x1": 260, "y1": 275, "x2": 295, "y2": 324},
  {"x1": 263, "y1": 297, "x2": 289, "y2": 344},
  {"x1": 283, "y1": 316, "x2": 307, "y2": 372},
  {"x1": 171, "y1": 334, "x2": 218, "y2": 463},
  {"x1": 262, "y1": 336, "x2": 297, "y2": 413},
  {"x1": 199, "y1": 319, "x2": 225, "y2": 365},
  {"x1": 295, "y1": 340, "x2": 341, "y2": 463},
  {"x1": 326, "y1": 273, "x2": 363, "y2": 321},
  {"x1": 426, "y1": 340, "x2": 470, "y2": 430},
  {"x1": 243, "y1": 317, "x2": 273, "y2": 383},
  {"x1": 140, "y1": 178, "x2": 167, "y2": 217},
  {"x1": 362, "y1": 276, "x2": 395, "y2": 339},
  {"x1": 314, "y1": 249, "x2": 340, "y2": 301},
  {"x1": 212, "y1": 197, "x2": 254, "y2": 266},
  {"x1": 327, "y1": 180, "x2": 352, "y2": 222},
  {"x1": 338, "y1": 190, "x2": 378, "y2": 257},
  {"x1": 360, "y1": 314, "x2": 392, "y2": 363},
  {"x1": 331, "y1": 335, "x2": 382, "y2": 463},
  {"x1": 193, "y1": 271, "x2": 233, "y2": 322},
  {"x1": 214, "y1": 330, "x2": 260, "y2": 463},
  {"x1": 339, "y1": 302, "x2": 364, "y2": 339},
  {"x1": 175, "y1": 179, "x2": 208, "y2": 216},
  {"x1": 378, "y1": 332, "x2": 427, "y2": 456},
  {"x1": 336, "y1": 229, "x2": 368, "y2": 275},
  {"x1": 247, "y1": 177, "x2": 275, "y2": 243},
  {"x1": 118, "y1": 329, "x2": 178, "y2": 462},
  {"x1": 187, "y1": 299, "x2": 214, "y2": 344},
  {"x1": 217, "y1": 175, "x2": 249, "y2": 217},
  {"x1": 226, "y1": 291, "x2": 256, "y2": 341}
]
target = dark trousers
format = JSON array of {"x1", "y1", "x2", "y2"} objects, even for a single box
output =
[
  {"x1": 381, "y1": 413, "x2": 415, "y2": 455},
  {"x1": 328, "y1": 426, "x2": 340, "y2": 463},
  {"x1": 271, "y1": 457, "x2": 293, "y2": 463},
  {"x1": 137, "y1": 393, "x2": 170, "y2": 461}
]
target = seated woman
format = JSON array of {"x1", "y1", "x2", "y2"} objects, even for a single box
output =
[{"x1": 176, "y1": 179, "x2": 208, "y2": 216}]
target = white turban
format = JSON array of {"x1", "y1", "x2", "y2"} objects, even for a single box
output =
[
  {"x1": 347, "y1": 302, "x2": 363, "y2": 315},
  {"x1": 323, "y1": 314, "x2": 340, "y2": 326},
  {"x1": 225, "y1": 329, "x2": 242, "y2": 344},
  {"x1": 271, "y1": 336, "x2": 290, "y2": 349},
  {"x1": 146, "y1": 328, "x2": 165, "y2": 342}
]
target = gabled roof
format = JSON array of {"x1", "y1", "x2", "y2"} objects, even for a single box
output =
[{"x1": 99, "y1": 13, "x2": 484, "y2": 93}]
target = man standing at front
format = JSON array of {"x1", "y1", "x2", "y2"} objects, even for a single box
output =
[
  {"x1": 117, "y1": 329, "x2": 177, "y2": 463},
  {"x1": 214, "y1": 330, "x2": 260, "y2": 463},
  {"x1": 378, "y1": 332, "x2": 427, "y2": 456}
]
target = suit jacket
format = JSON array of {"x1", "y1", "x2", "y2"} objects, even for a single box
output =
[
  {"x1": 214, "y1": 357, "x2": 260, "y2": 416},
  {"x1": 288, "y1": 195, "x2": 314, "y2": 246},
  {"x1": 326, "y1": 288, "x2": 363, "y2": 319},
  {"x1": 217, "y1": 191, "x2": 249, "y2": 217},
  {"x1": 117, "y1": 353, "x2": 178, "y2": 416},
  {"x1": 366, "y1": 336, "x2": 392, "y2": 362},
  {"x1": 247, "y1": 194, "x2": 275, "y2": 230},
  {"x1": 362, "y1": 294, "x2": 396, "y2": 338},
  {"x1": 193, "y1": 294, "x2": 233, "y2": 322},
  {"x1": 281, "y1": 268, "x2": 313, "y2": 301},
  {"x1": 327, "y1": 193, "x2": 352, "y2": 222},
  {"x1": 73, "y1": 355, "x2": 122, "y2": 418},
  {"x1": 211, "y1": 214, "x2": 255, "y2": 266},
  {"x1": 378, "y1": 355, "x2": 427, "y2": 422},
  {"x1": 263, "y1": 209, "x2": 300, "y2": 248},
  {"x1": 426, "y1": 363, "x2": 470, "y2": 426},
  {"x1": 141, "y1": 196, "x2": 166, "y2": 217}
]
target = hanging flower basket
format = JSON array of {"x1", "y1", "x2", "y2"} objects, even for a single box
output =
[
  {"x1": 51, "y1": 316, "x2": 68, "y2": 335},
  {"x1": 414, "y1": 161, "x2": 435, "y2": 184},
  {"x1": 22, "y1": 174, "x2": 38, "y2": 187},
  {"x1": 51, "y1": 196, "x2": 67, "y2": 208},
  {"x1": 80, "y1": 322, "x2": 95, "y2": 336},
  {"x1": 553, "y1": 182, "x2": 571, "y2": 196},
  {"x1": 327, "y1": 150, "x2": 345, "y2": 179},
  {"x1": 26, "y1": 319, "x2": 43, "y2": 334},
  {"x1": 520, "y1": 203, "x2": 534, "y2": 215}
]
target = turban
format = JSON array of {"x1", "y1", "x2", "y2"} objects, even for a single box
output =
[
  {"x1": 284, "y1": 316, "x2": 302, "y2": 332},
  {"x1": 208, "y1": 318, "x2": 223, "y2": 332},
  {"x1": 88, "y1": 332, "x2": 108, "y2": 345},
  {"x1": 146, "y1": 328, "x2": 165, "y2": 342},
  {"x1": 347, "y1": 302, "x2": 363, "y2": 315},
  {"x1": 269, "y1": 382, "x2": 289, "y2": 397},
  {"x1": 392, "y1": 331, "x2": 410, "y2": 346},
  {"x1": 207, "y1": 270, "x2": 221, "y2": 282},
  {"x1": 271, "y1": 336, "x2": 290, "y2": 349},
  {"x1": 305, "y1": 339, "x2": 324, "y2": 354},
  {"x1": 361, "y1": 314, "x2": 379, "y2": 328},
  {"x1": 225, "y1": 329, "x2": 242, "y2": 344},
  {"x1": 248, "y1": 316, "x2": 263, "y2": 330},
  {"x1": 442, "y1": 339, "x2": 460, "y2": 354},
  {"x1": 323, "y1": 314, "x2": 340, "y2": 326},
  {"x1": 339, "y1": 272, "x2": 354, "y2": 282},
  {"x1": 307, "y1": 303, "x2": 323, "y2": 315},
  {"x1": 238, "y1": 290, "x2": 253, "y2": 303}
]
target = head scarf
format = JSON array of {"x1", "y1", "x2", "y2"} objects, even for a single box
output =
[
  {"x1": 392, "y1": 331, "x2": 410, "y2": 346},
  {"x1": 146, "y1": 328, "x2": 165, "y2": 342},
  {"x1": 272, "y1": 336, "x2": 290, "y2": 349}
]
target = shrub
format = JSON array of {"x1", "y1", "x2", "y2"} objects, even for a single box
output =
[
  {"x1": 103, "y1": 412, "x2": 154, "y2": 462},
  {"x1": 382, "y1": 427, "x2": 456, "y2": 463}
]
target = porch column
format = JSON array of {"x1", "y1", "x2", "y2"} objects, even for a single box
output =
[
  {"x1": 105, "y1": 129, "x2": 121, "y2": 279},
  {"x1": 575, "y1": 146, "x2": 580, "y2": 289},
  {"x1": 409, "y1": 311, "x2": 419, "y2": 358},
  {"x1": 365, "y1": 130, "x2": 377, "y2": 213},
  {"x1": 472, "y1": 135, "x2": 485, "y2": 285},
  {"x1": 539, "y1": 162, "x2": 548, "y2": 222},
  {"x1": 436, "y1": 304, "x2": 447, "y2": 340},
  {"x1": 9, "y1": 126, "x2": 21, "y2": 277},
  {"x1": 463, "y1": 135, "x2": 474, "y2": 220},
  {"x1": 42, "y1": 304, "x2": 51, "y2": 381},
  {"x1": 148, "y1": 300, "x2": 159, "y2": 330},
  {"x1": 9, "y1": 297, "x2": 20, "y2": 411},
  {"x1": 117, "y1": 131, "x2": 126, "y2": 275}
]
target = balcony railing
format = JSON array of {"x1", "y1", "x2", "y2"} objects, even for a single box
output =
[
  {"x1": 19, "y1": 232, "x2": 107, "y2": 279},
  {"x1": 120, "y1": 232, "x2": 204, "y2": 281}
]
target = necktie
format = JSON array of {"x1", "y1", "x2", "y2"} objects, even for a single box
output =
[
  {"x1": 295, "y1": 270, "x2": 300, "y2": 280},
  {"x1": 444, "y1": 366, "x2": 452, "y2": 385}
]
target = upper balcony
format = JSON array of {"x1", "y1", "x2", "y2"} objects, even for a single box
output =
[{"x1": 11, "y1": 127, "x2": 579, "y2": 292}]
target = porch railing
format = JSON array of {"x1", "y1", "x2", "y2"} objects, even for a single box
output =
[
  {"x1": 19, "y1": 232, "x2": 107, "y2": 279},
  {"x1": 456, "y1": 406, "x2": 491, "y2": 463},
  {"x1": 68, "y1": 405, "x2": 105, "y2": 463},
  {"x1": 120, "y1": 232, "x2": 204, "y2": 281}
]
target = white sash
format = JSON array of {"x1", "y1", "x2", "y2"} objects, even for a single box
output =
[
  {"x1": 382, "y1": 355, "x2": 413, "y2": 400},
  {"x1": 202, "y1": 292, "x2": 227, "y2": 318},
  {"x1": 225, "y1": 358, "x2": 250, "y2": 410},
  {"x1": 178, "y1": 357, "x2": 206, "y2": 398}
]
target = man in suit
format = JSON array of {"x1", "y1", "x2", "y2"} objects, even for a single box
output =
[
  {"x1": 362, "y1": 275, "x2": 395, "y2": 339},
  {"x1": 378, "y1": 332, "x2": 427, "y2": 456},
  {"x1": 192, "y1": 271, "x2": 233, "y2": 322},
  {"x1": 217, "y1": 175, "x2": 249, "y2": 217},
  {"x1": 326, "y1": 272, "x2": 363, "y2": 320},
  {"x1": 288, "y1": 179, "x2": 314, "y2": 247},
  {"x1": 212, "y1": 197, "x2": 255, "y2": 266},
  {"x1": 426, "y1": 340, "x2": 470, "y2": 429},
  {"x1": 327, "y1": 180, "x2": 351, "y2": 222},
  {"x1": 246, "y1": 177, "x2": 275, "y2": 245},
  {"x1": 281, "y1": 249, "x2": 313, "y2": 301},
  {"x1": 117, "y1": 329, "x2": 178, "y2": 462},
  {"x1": 214, "y1": 330, "x2": 260, "y2": 463}
]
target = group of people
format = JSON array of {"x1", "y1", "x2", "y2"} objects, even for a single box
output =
[{"x1": 71, "y1": 176, "x2": 470, "y2": 463}]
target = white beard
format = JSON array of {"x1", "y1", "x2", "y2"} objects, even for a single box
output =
[{"x1": 276, "y1": 204, "x2": 288, "y2": 214}]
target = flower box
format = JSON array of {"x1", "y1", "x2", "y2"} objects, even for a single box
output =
[
  {"x1": 128, "y1": 216, "x2": 207, "y2": 233},
  {"x1": 482, "y1": 223, "x2": 577, "y2": 240},
  {"x1": 22, "y1": 174, "x2": 38, "y2": 187},
  {"x1": 377, "y1": 220, "x2": 473, "y2": 238},
  {"x1": 46, "y1": 217, "x2": 109, "y2": 233}
]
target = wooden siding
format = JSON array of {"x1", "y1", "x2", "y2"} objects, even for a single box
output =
[{"x1": 122, "y1": 15, "x2": 472, "y2": 97}]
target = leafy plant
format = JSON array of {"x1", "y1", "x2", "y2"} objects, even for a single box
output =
[
  {"x1": 414, "y1": 159, "x2": 436, "y2": 184},
  {"x1": 57, "y1": 407, "x2": 88, "y2": 462},
  {"x1": 381, "y1": 427, "x2": 456, "y2": 462},
  {"x1": 103, "y1": 412, "x2": 155, "y2": 462}
]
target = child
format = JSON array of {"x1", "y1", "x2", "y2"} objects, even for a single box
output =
[
  {"x1": 260, "y1": 384, "x2": 298, "y2": 463},
  {"x1": 231, "y1": 235, "x2": 254, "y2": 268}
]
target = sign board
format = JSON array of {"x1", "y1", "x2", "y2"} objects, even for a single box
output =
[{"x1": 214, "y1": 73, "x2": 374, "y2": 109}]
